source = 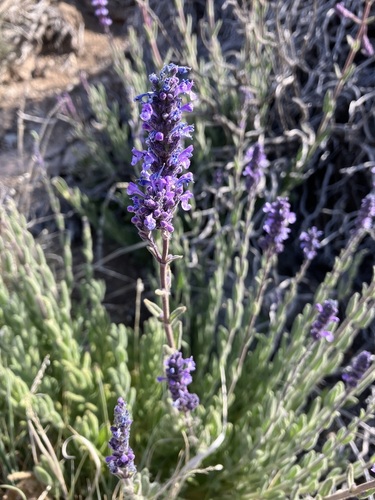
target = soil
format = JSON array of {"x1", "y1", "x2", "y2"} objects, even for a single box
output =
[
  {"x1": 0, "y1": 1, "x2": 148, "y2": 326},
  {"x1": 0, "y1": 1, "x2": 124, "y2": 184}
]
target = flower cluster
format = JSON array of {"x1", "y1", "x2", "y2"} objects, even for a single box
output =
[
  {"x1": 355, "y1": 192, "x2": 375, "y2": 231},
  {"x1": 128, "y1": 64, "x2": 195, "y2": 241},
  {"x1": 299, "y1": 226, "x2": 323, "y2": 260},
  {"x1": 91, "y1": 0, "x2": 112, "y2": 27},
  {"x1": 158, "y1": 351, "x2": 199, "y2": 412},
  {"x1": 342, "y1": 350, "x2": 372, "y2": 388},
  {"x1": 260, "y1": 197, "x2": 296, "y2": 254},
  {"x1": 310, "y1": 299, "x2": 339, "y2": 342},
  {"x1": 106, "y1": 398, "x2": 136, "y2": 479},
  {"x1": 242, "y1": 142, "x2": 269, "y2": 191}
]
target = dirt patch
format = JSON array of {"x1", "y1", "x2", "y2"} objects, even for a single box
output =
[
  {"x1": 0, "y1": 1, "x2": 129, "y2": 184},
  {"x1": 0, "y1": 1, "x2": 144, "y2": 324}
]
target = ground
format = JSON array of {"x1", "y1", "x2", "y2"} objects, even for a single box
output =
[
  {"x1": 0, "y1": 1, "x2": 124, "y2": 191},
  {"x1": 0, "y1": 0, "x2": 144, "y2": 329}
]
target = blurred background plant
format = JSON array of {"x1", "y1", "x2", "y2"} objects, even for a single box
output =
[{"x1": 1, "y1": 0, "x2": 375, "y2": 498}]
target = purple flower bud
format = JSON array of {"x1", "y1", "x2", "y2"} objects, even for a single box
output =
[
  {"x1": 127, "y1": 182, "x2": 144, "y2": 197},
  {"x1": 95, "y1": 7, "x2": 109, "y2": 16},
  {"x1": 310, "y1": 300, "x2": 339, "y2": 342},
  {"x1": 140, "y1": 103, "x2": 153, "y2": 121},
  {"x1": 158, "y1": 351, "x2": 199, "y2": 412},
  {"x1": 362, "y1": 34, "x2": 374, "y2": 57},
  {"x1": 260, "y1": 197, "x2": 296, "y2": 254},
  {"x1": 342, "y1": 350, "x2": 372, "y2": 388},
  {"x1": 144, "y1": 213, "x2": 156, "y2": 230},
  {"x1": 155, "y1": 132, "x2": 164, "y2": 141},
  {"x1": 91, "y1": 0, "x2": 112, "y2": 27},
  {"x1": 106, "y1": 398, "x2": 136, "y2": 479},
  {"x1": 181, "y1": 191, "x2": 193, "y2": 210},
  {"x1": 242, "y1": 143, "x2": 269, "y2": 191},
  {"x1": 299, "y1": 226, "x2": 323, "y2": 260},
  {"x1": 355, "y1": 192, "x2": 375, "y2": 231}
]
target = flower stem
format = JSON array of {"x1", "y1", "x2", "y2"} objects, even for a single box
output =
[
  {"x1": 160, "y1": 237, "x2": 176, "y2": 349},
  {"x1": 228, "y1": 249, "x2": 273, "y2": 399}
]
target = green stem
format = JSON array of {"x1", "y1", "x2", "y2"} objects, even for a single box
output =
[
  {"x1": 160, "y1": 237, "x2": 175, "y2": 349},
  {"x1": 228, "y1": 249, "x2": 273, "y2": 399}
]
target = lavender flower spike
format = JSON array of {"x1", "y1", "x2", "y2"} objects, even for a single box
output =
[
  {"x1": 342, "y1": 350, "x2": 372, "y2": 388},
  {"x1": 299, "y1": 226, "x2": 323, "y2": 260},
  {"x1": 92, "y1": 0, "x2": 112, "y2": 27},
  {"x1": 128, "y1": 64, "x2": 195, "y2": 242},
  {"x1": 310, "y1": 299, "x2": 339, "y2": 342},
  {"x1": 260, "y1": 197, "x2": 296, "y2": 254},
  {"x1": 158, "y1": 351, "x2": 199, "y2": 412},
  {"x1": 355, "y1": 192, "x2": 375, "y2": 231},
  {"x1": 242, "y1": 142, "x2": 269, "y2": 191},
  {"x1": 106, "y1": 398, "x2": 136, "y2": 479}
]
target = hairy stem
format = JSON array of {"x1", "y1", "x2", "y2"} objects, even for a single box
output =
[{"x1": 160, "y1": 237, "x2": 176, "y2": 349}]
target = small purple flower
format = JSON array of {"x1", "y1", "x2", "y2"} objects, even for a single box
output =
[
  {"x1": 342, "y1": 351, "x2": 372, "y2": 388},
  {"x1": 105, "y1": 398, "x2": 136, "y2": 479},
  {"x1": 91, "y1": 0, "x2": 112, "y2": 28},
  {"x1": 310, "y1": 299, "x2": 339, "y2": 342},
  {"x1": 128, "y1": 64, "x2": 195, "y2": 241},
  {"x1": 242, "y1": 143, "x2": 269, "y2": 191},
  {"x1": 362, "y1": 33, "x2": 374, "y2": 57},
  {"x1": 158, "y1": 351, "x2": 199, "y2": 412},
  {"x1": 355, "y1": 192, "x2": 375, "y2": 231},
  {"x1": 260, "y1": 197, "x2": 296, "y2": 254},
  {"x1": 299, "y1": 226, "x2": 323, "y2": 260}
]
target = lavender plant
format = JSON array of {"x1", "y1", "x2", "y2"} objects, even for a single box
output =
[
  {"x1": 2, "y1": 1, "x2": 375, "y2": 499},
  {"x1": 127, "y1": 63, "x2": 199, "y2": 413}
]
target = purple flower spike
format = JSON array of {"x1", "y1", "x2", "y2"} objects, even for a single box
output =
[
  {"x1": 106, "y1": 398, "x2": 136, "y2": 479},
  {"x1": 128, "y1": 64, "x2": 195, "y2": 241},
  {"x1": 91, "y1": 0, "x2": 112, "y2": 27},
  {"x1": 242, "y1": 142, "x2": 269, "y2": 191},
  {"x1": 158, "y1": 351, "x2": 199, "y2": 412},
  {"x1": 355, "y1": 192, "x2": 375, "y2": 231},
  {"x1": 310, "y1": 299, "x2": 339, "y2": 342},
  {"x1": 342, "y1": 351, "x2": 372, "y2": 388},
  {"x1": 260, "y1": 197, "x2": 296, "y2": 254},
  {"x1": 299, "y1": 226, "x2": 323, "y2": 260}
]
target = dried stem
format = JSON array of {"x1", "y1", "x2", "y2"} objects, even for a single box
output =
[
  {"x1": 305, "y1": 0, "x2": 373, "y2": 165},
  {"x1": 324, "y1": 478, "x2": 375, "y2": 500}
]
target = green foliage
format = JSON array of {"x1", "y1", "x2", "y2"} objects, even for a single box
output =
[{"x1": 1, "y1": 190, "x2": 374, "y2": 498}]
